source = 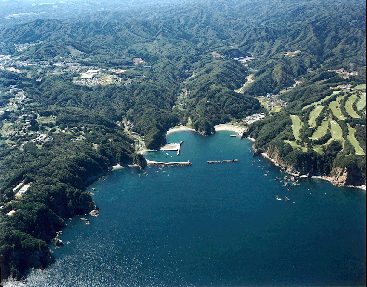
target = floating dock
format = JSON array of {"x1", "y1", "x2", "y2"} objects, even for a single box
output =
[
  {"x1": 207, "y1": 159, "x2": 239, "y2": 164},
  {"x1": 160, "y1": 141, "x2": 184, "y2": 155},
  {"x1": 147, "y1": 160, "x2": 192, "y2": 167}
]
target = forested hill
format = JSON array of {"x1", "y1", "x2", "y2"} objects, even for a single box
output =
[{"x1": 0, "y1": 0, "x2": 366, "y2": 281}]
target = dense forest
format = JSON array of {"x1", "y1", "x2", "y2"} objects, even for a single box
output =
[{"x1": 0, "y1": 0, "x2": 366, "y2": 281}]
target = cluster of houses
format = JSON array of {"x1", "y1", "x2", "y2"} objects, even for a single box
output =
[
  {"x1": 328, "y1": 68, "x2": 358, "y2": 79},
  {"x1": 73, "y1": 68, "x2": 133, "y2": 87},
  {"x1": 1, "y1": 43, "x2": 149, "y2": 87},
  {"x1": 244, "y1": 113, "x2": 266, "y2": 125},
  {"x1": 0, "y1": 54, "x2": 32, "y2": 74},
  {"x1": 257, "y1": 93, "x2": 288, "y2": 113},
  {"x1": 0, "y1": 87, "x2": 57, "y2": 149},
  {"x1": 334, "y1": 84, "x2": 353, "y2": 91},
  {"x1": 284, "y1": 50, "x2": 301, "y2": 57},
  {"x1": 14, "y1": 41, "x2": 42, "y2": 53},
  {"x1": 0, "y1": 88, "x2": 26, "y2": 115}
]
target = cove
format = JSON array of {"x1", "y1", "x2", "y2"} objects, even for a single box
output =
[{"x1": 7, "y1": 131, "x2": 366, "y2": 287}]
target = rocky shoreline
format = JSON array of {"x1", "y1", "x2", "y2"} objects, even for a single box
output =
[{"x1": 249, "y1": 138, "x2": 366, "y2": 191}]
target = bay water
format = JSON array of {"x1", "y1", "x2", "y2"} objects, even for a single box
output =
[{"x1": 7, "y1": 131, "x2": 366, "y2": 286}]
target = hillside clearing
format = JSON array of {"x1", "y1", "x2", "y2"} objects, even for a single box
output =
[{"x1": 284, "y1": 140, "x2": 308, "y2": 152}]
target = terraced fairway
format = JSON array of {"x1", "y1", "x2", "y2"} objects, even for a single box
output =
[
  {"x1": 302, "y1": 90, "x2": 339, "y2": 111},
  {"x1": 290, "y1": 115, "x2": 302, "y2": 140},
  {"x1": 347, "y1": 125, "x2": 365, "y2": 156},
  {"x1": 356, "y1": 92, "x2": 366, "y2": 112},
  {"x1": 345, "y1": 93, "x2": 360, "y2": 118},
  {"x1": 308, "y1": 106, "x2": 324, "y2": 128},
  {"x1": 329, "y1": 96, "x2": 346, "y2": 120},
  {"x1": 310, "y1": 119, "x2": 329, "y2": 140},
  {"x1": 284, "y1": 84, "x2": 365, "y2": 157},
  {"x1": 330, "y1": 120, "x2": 343, "y2": 141}
]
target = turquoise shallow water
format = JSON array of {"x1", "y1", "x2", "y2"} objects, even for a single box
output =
[{"x1": 8, "y1": 131, "x2": 366, "y2": 286}]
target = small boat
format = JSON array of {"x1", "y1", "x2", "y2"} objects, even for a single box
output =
[
  {"x1": 275, "y1": 195, "x2": 282, "y2": 201},
  {"x1": 230, "y1": 134, "x2": 237, "y2": 137}
]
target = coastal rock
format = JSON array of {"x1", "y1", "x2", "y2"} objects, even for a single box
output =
[
  {"x1": 53, "y1": 238, "x2": 64, "y2": 247},
  {"x1": 264, "y1": 146, "x2": 299, "y2": 176},
  {"x1": 89, "y1": 209, "x2": 100, "y2": 217},
  {"x1": 329, "y1": 167, "x2": 348, "y2": 186},
  {"x1": 261, "y1": 145, "x2": 363, "y2": 188}
]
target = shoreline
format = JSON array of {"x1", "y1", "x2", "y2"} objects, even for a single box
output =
[
  {"x1": 166, "y1": 125, "x2": 196, "y2": 135},
  {"x1": 166, "y1": 123, "x2": 247, "y2": 137},
  {"x1": 214, "y1": 123, "x2": 247, "y2": 136},
  {"x1": 260, "y1": 152, "x2": 301, "y2": 177},
  {"x1": 142, "y1": 127, "x2": 365, "y2": 191},
  {"x1": 255, "y1": 145, "x2": 366, "y2": 191},
  {"x1": 311, "y1": 175, "x2": 366, "y2": 191}
]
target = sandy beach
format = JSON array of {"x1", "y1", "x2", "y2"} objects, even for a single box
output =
[
  {"x1": 167, "y1": 125, "x2": 196, "y2": 135},
  {"x1": 214, "y1": 123, "x2": 247, "y2": 135},
  {"x1": 112, "y1": 164, "x2": 124, "y2": 170}
]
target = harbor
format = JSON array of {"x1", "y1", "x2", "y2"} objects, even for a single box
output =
[{"x1": 160, "y1": 141, "x2": 184, "y2": 155}]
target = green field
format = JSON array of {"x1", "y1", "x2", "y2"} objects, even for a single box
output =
[
  {"x1": 290, "y1": 115, "x2": 302, "y2": 141},
  {"x1": 354, "y1": 84, "x2": 366, "y2": 91},
  {"x1": 313, "y1": 145, "x2": 324, "y2": 154},
  {"x1": 356, "y1": 92, "x2": 366, "y2": 111},
  {"x1": 1, "y1": 122, "x2": 13, "y2": 137},
  {"x1": 330, "y1": 120, "x2": 343, "y2": 142},
  {"x1": 329, "y1": 95, "x2": 346, "y2": 120},
  {"x1": 347, "y1": 125, "x2": 365, "y2": 156},
  {"x1": 344, "y1": 93, "x2": 360, "y2": 118},
  {"x1": 284, "y1": 140, "x2": 308, "y2": 152},
  {"x1": 310, "y1": 118, "x2": 329, "y2": 140},
  {"x1": 272, "y1": 106, "x2": 283, "y2": 113},
  {"x1": 37, "y1": 116, "x2": 57, "y2": 125},
  {"x1": 257, "y1": 97, "x2": 283, "y2": 113},
  {"x1": 308, "y1": 106, "x2": 324, "y2": 128}
]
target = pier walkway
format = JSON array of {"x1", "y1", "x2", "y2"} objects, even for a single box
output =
[
  {"x1": 207, "y1": 159, "x2": 239, "y2": 164},
  {"x1": 160, "y1": 141, "x2": 184, "y2": 155},
  {"x1": 147, "y1": 160, "x2": 192, "y2": 167}
]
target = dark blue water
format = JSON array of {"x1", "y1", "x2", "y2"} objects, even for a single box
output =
[{"x1": 8, "y1": 131, "x2": 366, "y2": 286}]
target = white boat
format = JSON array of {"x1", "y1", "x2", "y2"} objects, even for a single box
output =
[{"x1": 275, "y1": 195, "x2": 282, "y2": 201}]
